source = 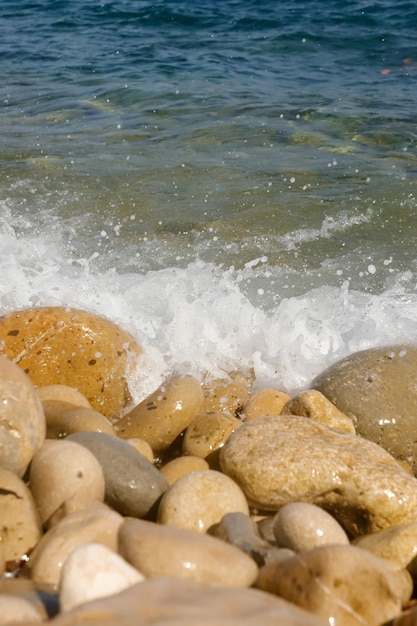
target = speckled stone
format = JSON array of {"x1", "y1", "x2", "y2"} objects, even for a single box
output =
[
  {"x1": 241, "y1": 388, "x2": 291, "y2": 421},
  {"x1": 273, "y1": 502, "x2": 349, "y2": 552},
  {"x1": 119, "y1": 518, "x2": 258, "y2": 587},
  {"x1": 160, "y1": 455, "x2": 209, "y2": 485},
  {"x1": 202, "y1": 372, "x2": 253, "y2": 416},
  {"x1": 0, "y1": 307, "x2": 141, "y2": 419},
  {"x1": 0, "y1": 356, "x2": 45, "y2": 477},
  {"x1": 313, "y1": 345, "x2": 417, "y2": 474},
  {"x1": 29, "y1": 439, "x2": 105, "y2": 527},
  {"x1": 59, "y1": 542, "x2": 144, "y2": 612},
  {"x1": 114, "y1": 375, "x2": 205, "y2": 452},
  {"x1": 281, "y1": 389, "x2": 355, "y2": 433},
  {"x1": 0, "y1": 467, "x2": 42, "y2": 563},
  {"x1": 157, "y1": 469, "x2": 249, "y2": 532},
  {"x1": 182, "y1": 411, "x2": 242, "y2": 458},
  {"x1": 42, "y1": 400, "x2": 116, "y2": 438},
  {"x1": 67, "y1": 431, "x2": 168, "y2": 518},
  {"x1": 256, "y1": 544, "x2": 412, "y2": 626},
  {"x1": 25, "y1": 577, "x2": 329, "y2": 626},
  {"x1": 26, "y1": 504, "x2": 123, "y2": 587},
  {"x1": 220, "y1": 416, "x2": 417, "y2": 536}
]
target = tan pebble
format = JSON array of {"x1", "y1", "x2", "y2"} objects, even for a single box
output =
[
  {"x1": 126, "y1": 438, "x2": 154, "y2": 463},
  {"x1": 202, "y1": 371, "x2": 253, "y2": 416},
  {"x1": 119, "y1": 518, "x2": 258, "y2": 587},
  {"x1": 37, "y1": 384, "x2": 92, "y2": 408},
  {"x1": 389, "y1": 606, "x2": 417, "y2": 626},
  {"x1": 160, "y1": 456, "x2": 209, "y2": 485},
  {"x1": 59, "y1": 542, "x2": 144, "y2": 612},
  {"x1": 354, "y1": 521, "x2": 417, "y2": 569},
  {"x1": 242, "y1": 388, "x2": 291, "y2": 420},
  {"x1": 0, "y1": 307, "x2": 141, "y2": 419},
  {"x1": 273, "y1": 502, "x2": 349, "y2": 552},
  {"x1": 31, "y1": 577, "x2": 329, "y2": 626},
  {"x1": 0, "y1": 467, "x2": 42, "y2": 563},
  {"x1": 281, "y1": 389, "x2": 356, "y2": 434},
  {"x1": 26, "y1": 504, "x2": 123, "y2": 587},
  {"x1": 256, "y1": 544, "x2": 412, "y2": 626},
  {"x1": 43, "y1": 400, "x2": 116, "y2": 439},
  {"x1": 114, "y1": 375, "x2": 204, "y2": 452},
  {"x1": 182, "y1": 411, "x2": 241, "y2": 458},
  {"x1": 157, "y1": 469, "x2": 249, "y2": 532},
  {"x1": 220, "y1": 416, "x2": 417, "y2": 536},
  {"x1": 0, "y1": 596, "x2": 44, "y2": 623},
  {"x1": 0, "y1": 356, "x2": 45, "y2": 477},
  {"x1": 30, "y1": 439, "x2": 105, "y2": 527}
]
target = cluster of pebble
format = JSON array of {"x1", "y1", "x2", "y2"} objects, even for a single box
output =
[{"x1": 2, "y1": 307, "x2": 417, "y2": 625}]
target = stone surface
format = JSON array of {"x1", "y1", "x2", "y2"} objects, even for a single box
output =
[
  {"x1": 219, "y1": 415, "x2": 417, "y2": 536},
  {"x1": 202, "y1": 372, "x2": 253, "y2": 416},
  {"x1": 0, "y1": 467, "x2": 42, "y2": 563},
  {"x1": 0, "y1": 578, "x2": 54, "y2": 621},
  {"x1": 37, "y1": 384, "x2": 92, "y2": 408},
  {"x1": 0, "y1": 595, "x2": 44, "y2": 623},
  {"x1": 125, "y1": 438, "x2": 154, "y2": 463},
  {"x1": 0, "y1": 356, "x2": 45, "y2": 476},
  {"x1": 354, "y1": 521, "x2": 417, "y2": 569},
  {"x1": 26, "y1": 577, "x2": 328, "y2": 626},
  {"x1": 26, "y1": 504, "x2": 123, "y2": 587},
  {"x1": 59, "y1": 542, "x2": 144, "y2": 612},
  {"x1": 182, "y1": 412, "x2": 241, "y2": 458},
  {"x1": 42, "y1": 400, "x2": 116, "y2": 439},
  {"x1": 281, "y1": 389, "x2": 355, "y2": 433},
  {"x1": 67, "y1": 431, "x2": 168, "y2": 518},
  {"x1": 119, "y1": 518, "x2": 258, "y2": 587},
  {"x1": 256, "y1": 544, "x2": 412, "y2": 626},
  {"x1": 160, "y1": 455, "x2": 209, "y2": 484},
  {"x1": 114, "y1": 375, "x2": 205, "y2": 452},
  {"x1": 0, "y1": 307, "x2": 141, "y2": 419},
  {"x1": 313, "y1": 344, "x2": 417, "y2": 473},
  {"x1": 242, "y1": 388, "x2": 291, "y2": 420},
  {"x1": 29, "y1": 439, "x2": 105, "y2": 527},
  {"x1": 273, "y1": 502, "x2": 349, "y2": 552},
  {"x1": 157, "y1": 469, "x2": 249, "y2": 532}
]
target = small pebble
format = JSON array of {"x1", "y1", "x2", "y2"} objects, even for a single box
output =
[
  {"x1": 160, "y1": 455, "x2": 209, "y2": 485},
  {"x1": 36, "y1": 384, "x2": 92, "y2": 408},
  {"x1": 42, "y1": 400, "x2": 116, "y2": 438},
  {"x1": 182, "y1": 411, "x2": 241, "y2": 458},
  {"x1": 281, "y1": 389, "x2": 355, "y2": 433},
  {"x1": 242, "y1": 388, "x2": 291, "y2": 420}
]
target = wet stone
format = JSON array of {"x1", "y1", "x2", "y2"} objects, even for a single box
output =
[
  {"x1": 182, "y1": 411, "x2": 242, "y2": 458},
  {"x1": 242, "y1": 388, "x2": 291, "y2": 421},
  {"x1": 67, "y1": 431, "x2": 168, "y2": 518},
  {"x1": 160, "y1": 455, "x2": 209, "y2": 485},
  {"x1": 281, "y1": 389, "x2": 356, "y2": 434},
  {"x1": 42, "y1": 400, "x2": 116, "y2": 439},
  {"x1": 354, "y1": 521, "x2": 417, "y2": 569}
]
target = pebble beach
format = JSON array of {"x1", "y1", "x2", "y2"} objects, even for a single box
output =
[{"x1": 1, "y1": 306, "x2": 417, "y2": 626}]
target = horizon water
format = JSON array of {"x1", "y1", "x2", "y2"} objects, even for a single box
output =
[{"x1": 2, "y1": 0, "x2": 417, "y2": 401}]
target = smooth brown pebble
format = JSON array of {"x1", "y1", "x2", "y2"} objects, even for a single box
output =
[
  {"x1": 242, "y1": 388, "x2": 291, "y2": 420},
  {"x1": 30, "y1": 439, "x2": 105, "y2": 527},
  {"x1": 160, "y1": 456, "x2": 209, "y2": 485},
  {"x1": 0, "y1": 306, "x2": 141, "y2": 419},
  {"x1": 256, "y1": 544, "x2": 412, "y2": 626},
  {"x1": 125, "y1": 438, "x2": 154, "y2": 463},
  {"x1": 281, "y1": 389, "x2": 356, "y2": 433},
  {"x1": 59, "y1": 542, "x2": 144, "y2": 612},
  {"x1": 157, "y1": 469, "x2": 249, "y2": 532},
  {"x1": 26, "y1": 504, "x2": 123, "y2": 587},
  {"x1": 37, "y1": 384, "x2": 92, "y2": 408},
  {"x1": 354, "y1": 521, "x2": 417, "y2": 569},
  {"x1": 42, "y1": 400, "x2": 116, "y2": 439},
  {"x1": 119, "y1": 518, "x2": 258, "y2": 587},
  {"x1": 182, "y1": 411, "x2": 241, "y2": 458},
  {"x1": 273, "y1": 502, "x2": 349, "y2": 552},
  {"x1": 0, "y1": 467, "x2": 42, "y2": 563},
  {"x1": 0, "y1": 356, "x2": 46, "y2": 477},
  {"x1": 115, "y1": 375, "x2": 205, "y2": 452},
  {"x1": 202, "y1": 372, "x2": 253, "y2": 416}
]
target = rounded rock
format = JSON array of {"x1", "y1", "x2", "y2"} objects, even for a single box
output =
[
  {"x1": 242, "y1": 388, "x2": 291, "y2": 421},
  {"x1": 114, "y1": 375, "x2": 205, "y2": 452},
  {"x1": 281, "y1": 389, "x2": 355, "y2": 434},
  {"x1": 29, "y1": 439, "x2": 106, "y2": 527},
  {"x1": 67, "y1": 431, "x2": 168, "y2": 518},
  {"x1": 59, "y1": 542, "x2": 144, "y2": 612},
  {"x1": 157, "y1": 469, "x2": 249, "y2": 532},
  {"x1": 42, "y1": 400, "x2": 116, "y2": 439},
  {"x1": 36, "y1": 384, "x2": 92, "y2": 408},
  {"x1": 0, "y1": 596, "x2": 44, "y2": 624},
  {"x1": 119, "y1": 518, "x2": 258, "y2": 587},
  {"x1": 160, "y1": 456, "x2": 209, "y2": 485},
  {"x1": 202, "y1": 373, "x2": 252, "y2": 416},
  {"x1": 182, "y1": 412, "x2": 241, "y2": 458},
  {"x1": 273, "y1": 502, "x2": 349, "y2": 552},
  {"x1": 0, "y1": 307, "x2": 141, "y2": 419},
  {"x1": 125, "y1": 438, "x2": 154, "y2": 463},
  {"x1": 0, "y1": 356, "x2": 45, "y2": 476},
  {"x1": 313, "y1": 345, "x2": 417, "y2": 473}
]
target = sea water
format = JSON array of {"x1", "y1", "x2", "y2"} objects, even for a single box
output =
[{"x1": 2, "y1": 0, "x2": 417, "y2": 400}]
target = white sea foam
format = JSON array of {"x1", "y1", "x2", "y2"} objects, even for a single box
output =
[{"x1": 2, "y1": 212, "x2": 417, "y2": 403}]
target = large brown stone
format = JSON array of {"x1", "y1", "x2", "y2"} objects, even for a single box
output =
[
  {"x1": 313, "y1": 345, "x2": 417, "y2": 473},
  {"x1": 0, "y1": 307, "x2": 141, "y2": 419}
]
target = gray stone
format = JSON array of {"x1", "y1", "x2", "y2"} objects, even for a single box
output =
[{"x1": 67, "y1": 432, "x2": 168, "y2": 518}]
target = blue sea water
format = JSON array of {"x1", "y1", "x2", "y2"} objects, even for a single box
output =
[{"x1": 2, "y1": 0, "x2": 417, "y2": 396}]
